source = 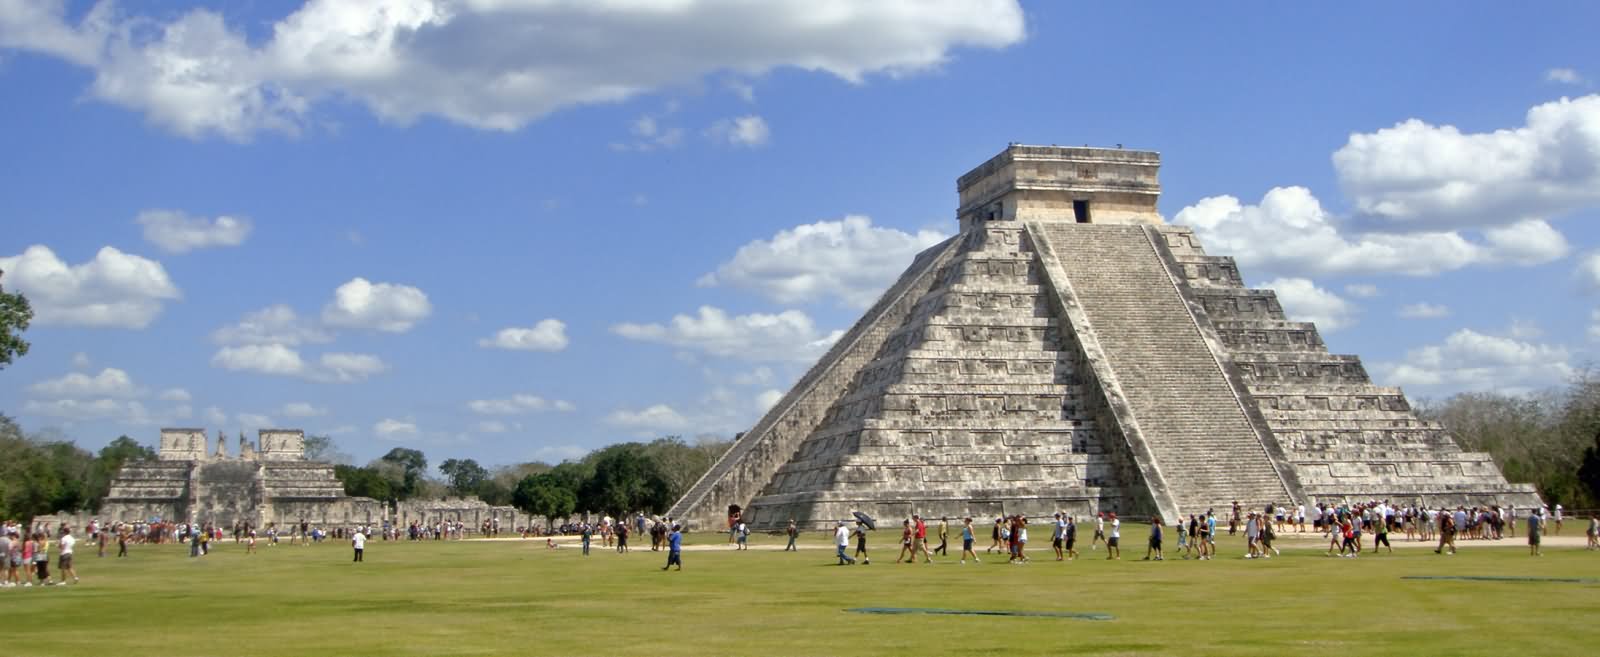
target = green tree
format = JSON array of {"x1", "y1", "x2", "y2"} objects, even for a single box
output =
[
  {"x1": 439, "y1": 458, "x2": 488, "y2": 497},
  {"x1": 379, "y1": 447, "x2": 428, "y2": 499},
  {"x1": 302, "y1": 434, "x2": 351, "y2": 464},
  {"x1": 579, "y1": 443, "x2": 672, "y2": 518},
  {"x1": 99, "y1": 435, "x2": 156, "y2": 469},
  {"x1": 512, "y1": 473, "x2": 577, "y2": 531},
  {"x1": 335, "y1": 464, "x2": 396, "y2": 501},
  {"x1": 1579, "y1": 429, "x2": 1600, "y2": 505},
  {"x1": 0, "y1": 269, "x2": 32, "y2": 370}
]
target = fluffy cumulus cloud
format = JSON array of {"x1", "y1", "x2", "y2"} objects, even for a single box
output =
[
  {"x1": 1260, "y1": 278, "x2": 1358, "y2": 332},
  {"x1": 0, "y1": 0, "x2": 1025, "y2": 140},
  {"x1": 374, "y1": 418, "x2": 418, "y2": 438},
  {"x1": 466, "y1": 394, "x2": 575, "y2": 415},
  {"x1": 605, "y1": 404, "x2": 690, "y2": 433},
  {"x1": 706, "y1": 115, "x2": 770, "y2": 147},
  {"x1": 321, "y1": 277, "x2": 431, "y2": 332},
  {"x1": 1174, "y1": 187, "x2": 1568, "y2": 279},
  {"x1": 212, "y1": 304, "x2": 333, "y2": 345},
  {"x1": 280, "y1": 402, "x2": 327, "y2": 417},
  {"x1": 1578, "y1": 252, "x2": 1600, "y2": 290},
  {"x1": 23, "y1": 398, "x2": 159, "y2": 425},
  {"x1": 158, "y1": 387, "x2": 192, "y2": 402},
  {"x1": 755, "y1": 389, "x2": 784, "y2": 412},
  {"x1": 29, "y1": 367, "x2": 142, "y2": 398},
  {"x1": 1397, "y1": 303, "x2": 1451, "y2": 319},
  {"x1": 698, "y1": 215, "x2": 949, "y2": 308},
  {"x1": 1378, "y1": 329, "x2": 1572, "y2": 392},
  {"x1": 136, "y1": 210, "x2": 252, "y2": 253},
  {"x1": 210, "y1": 344, "x2": 387, "y2": 383},
  {"x1": 1344, "y1": 284, "x2": 1380, "y2": 298},
  {"x1": 478, "y1": 319, "x2": 568, "y2": 352},
  {"x1": 613, "y1": 305, "x2": 842, "y2": 361},
  {"x1": 0, "y1": 244, "x2": 180, "y2": 328},
  {"x1": 1332, "y1": 94, "x2": 1600, "y2": 228}
]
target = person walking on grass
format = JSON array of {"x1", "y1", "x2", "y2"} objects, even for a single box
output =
[
  {"x1": 1175, "y1": 517, "x2": 1187, "y2": 559},
  {"x1": 784, "y1": 519, "x2": 799, "y2": 552},
  {"x1": 1105, "y1": 513, "x2": 1121, "y2": 560},
  {"x1": 853, "y1": 521, "x2": 871, "y2": 564},
  {"x1": 30, "y1": 532, "x2": 50, "y2": 586},
  {"x1": 1063, "y1": 516, "x2": 1079, "y2": 560},
  {"x1": 988, "y1": 518, "x2": 1004, "y2": 554},
  {"x1": 1011, "y1": 516, "x2": 1029, "y2": 563},
  {"x1": 834, "y1": 521, "x2": 856, "y2": 565},
  {"x1": 1434, "y1": 509, "x2": 1457, "y2": 556},
  {"x1": 1373, "y1": 514, "x2": 1393, "y2": 555},
  {"x1": 581, "y1": 523, "x2": 592, "y2": 556},
  {"x1": 1052, "y1": 513, "x2": 1067, "y2": 561},
  {"x1": 662, "y1": 524, "x2": 683, "y2": 571},
  {"x1": 935, "y1": 517, "x2": 949, "y2": 556},
  {"x1": 734, "y1": 521, "x2": 749, "y2": 551},
  {"x1": 960, "y1": 517, "x2": 979, "y2": 564},
  {"x1": 1091, "y1": 512, "x2": 1107, "y2": 551},
  {"x1": 1144, "y1": 516, "x2": 1164, "y2": 561},
  {"x1": 912, "y1": 515, "x2": 932, "y2": 563},
  {"x1": 896, "y1": 520, "x2": 914, "y2": 563},
  {"x1": 352, "y1": 527, "x2": 366, "y2": 562},
  {"x1": 57, "y1": 526, "x2": 80, "y2": 585},
  {"x1": 1527, "y1": 509, "x2": 1542, "y2": 557}
]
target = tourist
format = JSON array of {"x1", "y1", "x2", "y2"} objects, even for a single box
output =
[
  {"x1": 1195, "y1": 513, "x2": 1211, "y2": 560},
  {"x1": 189, "y1": 525, "x2": 201, "y2": 558},
  {"x1": 1434, "y1": 508, "x2": 1457, "y2": 556},
  {"x1": 988, "y1": 517, "x2": 1004, "y2": 554},
  {"x1": 662, "y1": 524, "x2": 683, "y2": 571},
  {"x1": 834, "y1": 521, "x2": 856, "y2": 565},
  {"x1": 852, "y1": 521, "x2": 869, "y2": 564},
  {"x1": 1553, "y1": 504, "x2": 1564, "y2": 535},
  {"x1": 896, "y1": 519, "x2": 914, "y2": 563},
  {"x1": 1105, "y1": 513, "x2": 1120, "y2": 560},
  {"x1": 1244, "y1": 512, "x2": 1260, "y2": 558},
  {"x1": 912, "y1": 514, "x2": 931, "y2": 563},
  {"x1": 1143, "y1": 516, "x2": 1163, "y2": 561},
  {"x1": 733, "y1": 521, "x2": 748, "y2": 551},
  {"x1": 1063, "y1": 515, "x2": 1078, "y2": 560},
  {"x1": 1527, "y1": 509, "x2": 1542, "y2": 557},
  {"x1": 57, "y1": 526, "x2": 79, "y2": 584},
  {"x1": 1260, "y1": 515, "x2": 1278, "y2": 557},
  {"x1": 617, "y1": 522, "x2": 631, "y2": 553},
  {"x1": 1011, "y1": 515, "x2": 1028, "y2": 563},
  {"x1": 1373, "y1": 513, "x2": 1393, "y2": 555},
  {"x1": 784, "y1": 519, "x2": 799, "y2": 552},
  {"x1": 960, "y1": 517, "x2": 978, "y2": 564},
  {"x1": 30, "y1": 532, "x2": 50, "y2": 586},
  {"x1": 352, "y1": 527, "x2": 366, "y2": 562},
  {"x1": 581, "y1": 523, "x2": 592, "y2": 556},
  {"x1": 1052, "y1": 513, "x2": 1067, "y2": 561},
  {"x1": 1174, "y1": 517, "x2": 1187, "y2": 558},
  {"x1": 1091, "y1": 512, "x2": 1107, "y2": 551},
  {"x1": 117, "y1": 525, "x2": 129, "y2": 557},
  {"x1": 1586, "y1": 515, "x2": 1598, "y2": 551},
  {"x1": 935, "y1": 517, "x2": 949, "y2": 556},
  {"x1": 246, "y1": 529, "x2": 256, "y2": 555},
  {"x1": 0, "y1": 531, "x2": 10, "y2": 587}
]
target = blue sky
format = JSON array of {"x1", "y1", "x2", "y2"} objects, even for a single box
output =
[{"x1": 2, "y1": 1, "x2": 1597, "y2": 468}]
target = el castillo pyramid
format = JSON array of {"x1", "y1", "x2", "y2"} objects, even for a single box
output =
[{"x1": 668, "y1": 145, "x2": 1541, "y2": 530}]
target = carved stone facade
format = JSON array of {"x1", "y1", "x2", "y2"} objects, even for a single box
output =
[
  {"x1": 669, "y1": 144, "x2": 1541, "y2": 530},
  {"x1": 100, "y1": 428, "x2": 383, "y2": 527}
]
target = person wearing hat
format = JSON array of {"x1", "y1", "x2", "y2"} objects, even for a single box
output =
[{"x1": 834, "y1": 521, "x2": 856, "y2": 565}]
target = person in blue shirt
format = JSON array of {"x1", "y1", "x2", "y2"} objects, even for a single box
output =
[{"x1": 662, "y1": 524, "x2": 683, "y2": 571}]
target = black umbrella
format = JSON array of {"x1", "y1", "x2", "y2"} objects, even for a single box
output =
[{"x1": 852, "y1": 511, "x2": 877, "y2": 530}]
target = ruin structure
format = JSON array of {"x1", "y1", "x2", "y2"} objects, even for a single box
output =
[
  {"x1": 100, "y1": 428, "x2": 384, "y2": 527},
  {"x1": 669, "y1": 145, "x2": 1541, "y2": 530}
]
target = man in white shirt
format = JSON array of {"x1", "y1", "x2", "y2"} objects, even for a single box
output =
[
  {"x1": 58, "y1": 526, "x2": 80, "y2": 584},
  {"x1": 351, "y1": 528, "x2": 367, "y2": 563},
  {"x1": 1106, "y1": 513, "x2": 1121, "y2": 560},
  {"x1": 834, "y1": 522, "x2": 856, "y2": 565}
]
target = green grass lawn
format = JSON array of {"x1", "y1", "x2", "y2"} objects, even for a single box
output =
[{"x1": 5, "y1": 533, "x2": 1597, "y2": 657}]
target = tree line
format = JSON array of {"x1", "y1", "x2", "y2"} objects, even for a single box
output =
[{"x1": 0, "y1": 414, "x2": 155, "y2": 522}]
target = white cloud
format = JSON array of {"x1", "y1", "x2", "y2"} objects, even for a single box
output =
[
  {"x1": 478, "y1": 319, "x2": 568, "y2": 352},
  {"x1": 0, "y1": 1, "x2": 1025, "y2": 140},
  {"x1": 612, "y1": 114, "x2": 684, "y2": 152},
  {"x1": 529, "y1": 444, "x2": 589, "y2": 463},
  {"x1": 1545, "y1": 68, "x2": 1584, "y2": 85},
  {"x1": 0, "y1": 244, "x2": 180, "y2": 328},
  {"x1": 70, "y1": 352, "x2": 91, "y2": 369},
  {"x1": 1508, "y1": 318, "x2": 1543, "y2": 340},
  {"x1": 1398, "y1": 303, "x2": 1451, "y2": 319},
  {"x1": 1590, "y1": 309, "x2": 1600, "y2": 341},
  {"x1": 321, "y1": 277, "x2": 431, "y2": 332},
  {"x1": 605, "y1": 404, "x2": 690, "y2": 433},
  {"x1": 706, "y1": 114, "x2": 770, "y2": 147},
  {"x1": 280, "y1": 402, "x2": 327, "y2": 417},
  {"x1": 374, "y1": 418, "x2": 418, "y2": 438},
  {"x1": 475, "y1": 420, "x2": 510, "y2": 434},
  {"x1": 212, "y1": 304, "x2": 333, "y2": 345},
  {"x1": 1260, "y1": 278, "x2": 1357, "y2": 332},
  {"x1": 726, "y1": 79, "x2": 756, "y2": 103},
  {"x1": 237, "y1": 412, "x2": 275, "y2": 428},
  {"x1": 698, "y1": 215, "x2": 949, "y2": 308},
  {"x1": 136, "y1": 210, "x2": 252, "y2": 253},
  {"x1": 613, "y1": 305, "x2": 841, "y2": 361},
  {"x1": 204, "y1": 406, "x2": 228, "y2": 426},
  {"x1": 22, "y1": 398, "x2": 156, "y2": 425},
  {"x1": 467, "y1": 394, "x2": 575, "y2": 415},
  {"x1": 1332, "y1": 94, "x2": 1600, "y2": 228},
  {"x1": 756, "y1": 389, "x2": 784, "y2": 412},
  {"x1": 159, "y1": 387, "x2": 191, "y2": 402},
  {"x1": 731, "y1": 366, "x2": 776, "y2": 386},
  {"x1": 1344, "y1": 284, "x2": 1380, "y2": 298},
  {"x1": 1578, "y1": 252, "x2": 1600, "y2": 291},
  {"x1": 1378, "y1": 329, "x2": 1572, "y2": 391},
  {"x1": 1174, "y1": 187, "x2": 1566, "y2": 279},
  {"x1": 29, "y1": 367, "x2": 142, "y2": 398},
  {"x1": 210, "y1": 344, "x2": 387, "y2": 383}
]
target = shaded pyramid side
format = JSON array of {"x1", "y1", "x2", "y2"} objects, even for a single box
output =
[{"x1": 1154, "y1": 226, "x2": 1543, "y2": 508}]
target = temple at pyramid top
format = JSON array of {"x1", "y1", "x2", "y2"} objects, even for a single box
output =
[{"x1": 957, "y1": 144, "x2": 1163, "y2": 230}]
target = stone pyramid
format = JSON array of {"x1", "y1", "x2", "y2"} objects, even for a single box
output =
[{"x1": 668, "y1": 145, "x2": 1540, "y2": 530}]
